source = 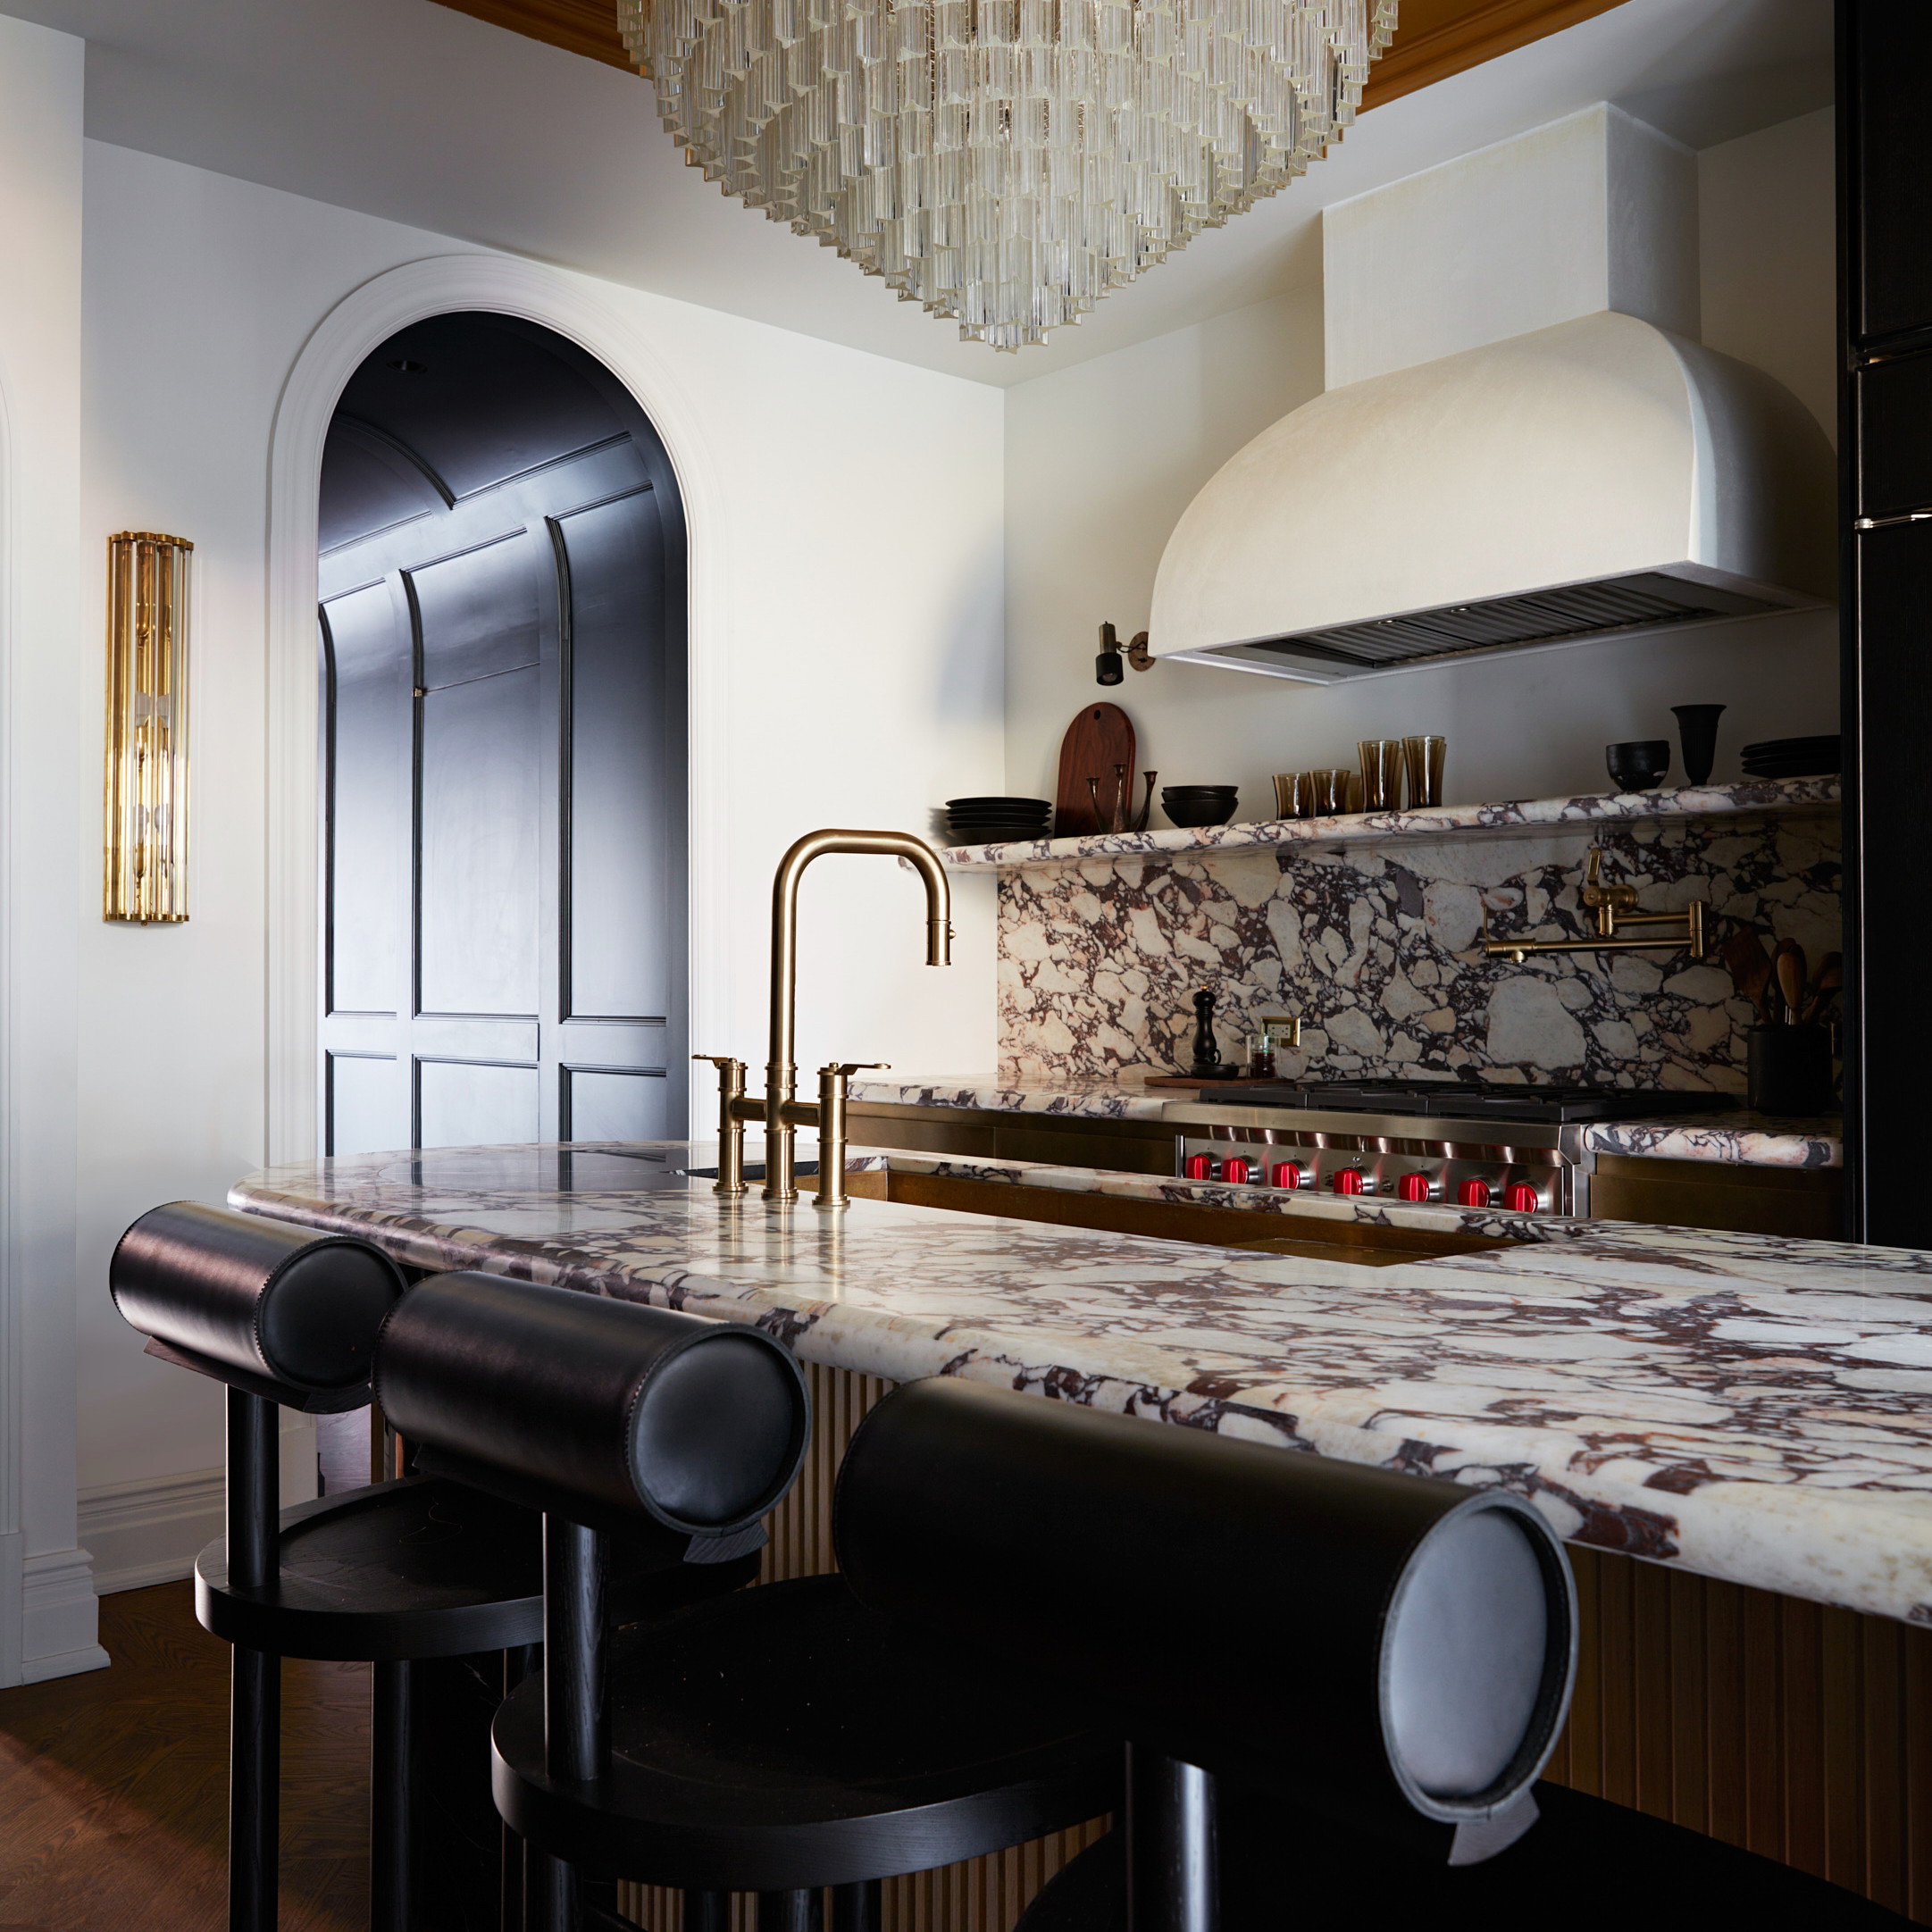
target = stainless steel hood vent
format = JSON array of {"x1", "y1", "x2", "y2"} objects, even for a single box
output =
[
  {"x1": 1203, "y1": 571, "x2": 1787, "y2": 681},
  {"x1": 1148, "y1": 313, "x2": 1836, "y2": 685}
]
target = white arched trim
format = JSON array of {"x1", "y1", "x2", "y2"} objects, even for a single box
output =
[{"x1": 265, "y1": 253, "x2": 730, "y2": 1163}]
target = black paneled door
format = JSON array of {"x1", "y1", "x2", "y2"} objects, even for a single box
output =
[{"x1": 317, "y1": 320, "x2": 683, "y2": 1156}]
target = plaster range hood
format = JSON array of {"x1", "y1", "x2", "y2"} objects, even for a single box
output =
[{"x1": 1146, "y1": 108, "x2": 1837, "y2": 685}]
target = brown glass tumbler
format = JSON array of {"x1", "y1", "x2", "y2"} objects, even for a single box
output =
[
  {"x1": 1402, "y1": 735, "x2": 1447, "y2": 809},
  {"x1": 1359, "y1": 740, "x2": 1403, "y2": 810}
]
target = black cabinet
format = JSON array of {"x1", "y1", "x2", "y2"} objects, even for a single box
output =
[{"x1": 1840, "y1": 2, "x2": 1932, "y2": 1242}]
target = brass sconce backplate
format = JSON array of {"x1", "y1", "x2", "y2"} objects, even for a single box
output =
[{"x1": 104, "y1": 531, "x2": 192, "y2": 924}]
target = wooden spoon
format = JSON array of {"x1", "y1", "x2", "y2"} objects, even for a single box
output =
[
  {"x1": 1772, "y1": 938, "x2": 1806, "y2": 1025},
  {"x1": 1802, "y1": 953, "x2": 1844, "y2": 1025},
  {"x1": 1720, "y1": 927, "x2": 1776, "y2": 1023}
]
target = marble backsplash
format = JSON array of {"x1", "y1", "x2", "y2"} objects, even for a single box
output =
[{"x1": 996, "y1": 809, "x2": 1842, "y2": 1091}]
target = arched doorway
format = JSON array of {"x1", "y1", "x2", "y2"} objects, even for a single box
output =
[{"x1": 315, "y1": 313, "x2": 687, "y2": 1156}]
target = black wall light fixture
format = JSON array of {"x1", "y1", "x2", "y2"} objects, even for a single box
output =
[{"x1": 1095, "y1": 620, "x2": 1156, "y2": 687}]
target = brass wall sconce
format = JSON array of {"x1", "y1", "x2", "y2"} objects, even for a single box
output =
[
  {"x1": 104, "y1": 531, "x2": 192, "y2": 924},
  {"x1": 1482, "y1": 846, "x2": 1706, "y2": 964},
  {"x1": 1095, "y1": 620, "x2": 1155, "y2": 687}
]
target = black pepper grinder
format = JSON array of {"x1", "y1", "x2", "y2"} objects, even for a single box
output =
[{"x1": 1189, "y1": 990, "x2": 1242, "y2": 1080}]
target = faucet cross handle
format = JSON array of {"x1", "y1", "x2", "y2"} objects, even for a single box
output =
[
  {"x1": 813, "y1": 1064, "x2": 889, "y2": 1211},
  {"x1": 691, "y1": 1054, "x2": 749, "y2": 1197},
  {"x1": 1580, "y1": 845, "x2": 1636, "y2": 911}
]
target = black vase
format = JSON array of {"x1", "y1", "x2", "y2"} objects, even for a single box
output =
[{"x1": 1671, "y1": 705, "x2": 1727, "y2": 787}]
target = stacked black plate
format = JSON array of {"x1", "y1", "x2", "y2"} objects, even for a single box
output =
[
  {"x1": 943, "y1": 796, "x2": 1054, "y2": 844},
  {"x1": 1742, "y1": 735, "x2": 1840, "y2": 779}
]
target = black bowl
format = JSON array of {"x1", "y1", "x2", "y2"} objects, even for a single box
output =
[
  {"x1": 1162, "y1": 783, "x2": 1238, "y2": 794},
  {"x1": 946, "y1": 809, "x2": 1051, "y2": 824},
  {"x1": 1163, "y1": 795, "x2": 1238, "y2": 829},
  {"x1": 1605, "y1": 740, "x2": 1670, "y2": 792},
  {"x1": 945, "y1": 796, "x2": 1053, "y2": 811}
]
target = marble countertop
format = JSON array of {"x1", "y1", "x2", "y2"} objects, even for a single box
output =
[
  {"x1": 847, "y1": 1075, "x2": 1843, "y2": 1170},
  {"x1": 941, "y1": 775, "x2": 1841, "y2": 869},
  {"x1": 236, "y1": 1140, "x2": 1928, "y2": 1623}
]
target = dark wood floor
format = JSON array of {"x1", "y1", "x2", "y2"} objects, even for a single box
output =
[{"x1": 0, "y1": 1583, "x2": 369, "y2": 1930}]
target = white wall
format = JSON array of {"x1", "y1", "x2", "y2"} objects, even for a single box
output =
[
  {"x1": 72, "y1": 143, "x2": 1003, "y2": 1582},
  {"x1": 0, "y1": 13, "x2": 98, "y2": 1684},
  {"x1": 1002, "y1": 107, "x2": 1839, "y2": 823}
]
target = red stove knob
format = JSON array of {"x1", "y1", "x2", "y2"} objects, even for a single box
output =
[
  {"x1": 1502, "y1": 1182, "x2": 1541, "y2": 1214},
  {"x1": 1332, "y1": 1168, "x2": 1366, "y2": 1196},
  {"x1": 1269, "y1": 1160, "x2": 1304, "y2": 1191},
  {"x1": 1457, "y1": 1179, "x2": 1493, "y2": 1209},
  {"x1": 1183, "y1": 1153, "x2": 1214, "y2": 1181},
  {"x1": 1221, "y1": 1157, "x2": 1253, "y2": 1185},
  {"x1": 1395, "y1": 1172, "x2": 1433, "y2": 1203}
]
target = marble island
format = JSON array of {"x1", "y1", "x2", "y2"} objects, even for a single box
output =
[{"x1": 236, "y1": 1140, "x2": 1927, "y2": 1623}]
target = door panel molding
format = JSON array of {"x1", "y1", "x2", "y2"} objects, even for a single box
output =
[{"x1": 270, "y1": 255, "x2": 721, "y2": 1165}]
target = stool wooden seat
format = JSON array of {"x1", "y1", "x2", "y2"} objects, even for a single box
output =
[
  {"x1": 1016, "y1": 1778, "x2": 1917, "y2": 1931},
  {"x1": 491, "y1": 1572, "x2": 1114, "y2": 1895}
]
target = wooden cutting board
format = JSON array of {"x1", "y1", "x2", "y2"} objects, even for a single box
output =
[{"x1": 1054, "y1": 702, "x2": 1136, "y2": 836}]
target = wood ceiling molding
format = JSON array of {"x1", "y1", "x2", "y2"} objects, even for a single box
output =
[
  {"x1": 1361, "y1": 0, "x2": 1635, "y2": 107},
  {"x1": 429, "y1": 0, "x2": 1635, "y2": 102},
  {"x1": 433, "y1": 0, "x2": 635, "y2": 71}
]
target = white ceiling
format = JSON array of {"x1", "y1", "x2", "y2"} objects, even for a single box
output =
[{"x1": 5, "y1": 0, "x2": 1830, "y2": 387}]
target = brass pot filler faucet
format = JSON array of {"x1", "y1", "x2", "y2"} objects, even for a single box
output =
[{"x1": 696, "y1": 829, "x2": 953, "y2": 1208}]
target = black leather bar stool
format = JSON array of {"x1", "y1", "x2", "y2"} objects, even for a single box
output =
[
  {"x1": 110, "y1": 1205, "x2": 765, "y2": 1932},
  {"x1": 836, "y1": 1376, "x2": 1580, "y2": 1932},
  {"x1": 372, "y1": 1273, "x2": 1120, "y2": 1932}
]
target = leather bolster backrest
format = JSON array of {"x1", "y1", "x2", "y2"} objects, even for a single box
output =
[
  {"x1": 834, "y1": 1378, "x2": 1577, "y2": 1830},
  {"x1": 373, "y1": 1273, "x2": 810, "y2": 1536},
  {"x1": 111, "y1": 1201, "x2": 407, "y2": 1393}
]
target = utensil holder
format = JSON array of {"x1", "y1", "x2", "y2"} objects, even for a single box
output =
[{"x1": 1746, "y1": 1025, "x2": 1835, "y2": 1115}]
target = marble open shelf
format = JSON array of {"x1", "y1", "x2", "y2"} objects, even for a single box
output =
[{"x1": 941, "y1": 774, "x2": 1841, "y2": 870}]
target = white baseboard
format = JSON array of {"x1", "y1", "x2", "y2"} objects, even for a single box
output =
[
  {"x1": 79, "y1": 1466, "x2": 224, "y2": 1594},
  {"x1": 22, "y1": 1546, "x2": 107, "y2": 1679},
  {"x1": 79, "y1": 1417, "x2": 321, "y2": 1598}
]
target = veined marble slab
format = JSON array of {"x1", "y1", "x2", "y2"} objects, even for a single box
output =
[
  {"x1": 236, "y1": 1141, "x2": 1931, "y2": 1624},
  {"x1": 848, "y1": 1075, "x2": 1843, "y2": 1169},
  {"x1": 942, "y1": 776, "x2": 1841, "y2": 870}
]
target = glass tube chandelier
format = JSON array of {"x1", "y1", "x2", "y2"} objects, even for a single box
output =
[{"x1": 618, "y1": 0, "x2": 1397, "y2": 351}]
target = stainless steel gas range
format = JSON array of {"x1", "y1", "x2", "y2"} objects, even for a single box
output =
[{"x1": 1162, "y1": 1080, "x2": 1735, "y2": 1218}]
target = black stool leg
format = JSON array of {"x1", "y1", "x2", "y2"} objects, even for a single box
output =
[
  {"x1": 371, "y1": 1660, "x2": 413, "y2": 1932},
  {"x1": 829, "y1": 1880, "x2": 881, "y2": 1930},
  {"x1": 757, "y1": 1893, "x2": 824, "y2": 1931},
  {"x1": 228, "y1": 1389, "x2": 281, "y2": 1932},
  {"x1": 230, "y1": 1645, "x2": 280, "y2": 1931},
  {"x1": 683, "y1": 1894, "x2": 731, "y2": 1932},
  {"x1": 1125, "y1": 1744, "x2": 1218, "y2": 1932},
  {"x1": 531, "y1": 1518, "x2": 607, "y2": 1932},
  {"x1": 525, "y1": 1848, "x2": 576, "y2": 1932}
]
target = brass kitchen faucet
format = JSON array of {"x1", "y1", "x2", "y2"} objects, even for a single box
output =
[{"x1": 696, "y1": 830, "x2": 953, "y2": 1208}]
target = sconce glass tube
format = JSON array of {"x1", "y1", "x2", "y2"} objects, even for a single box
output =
[{"x1": 104, "y1": 531, "x2": 192, "y2": 924}]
